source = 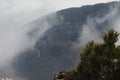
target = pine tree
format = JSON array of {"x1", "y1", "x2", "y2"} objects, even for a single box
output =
[
  {"x1": 75, "y1": 29, "x2": 120, "y2": 80},
  {"x1": 50, "y1": 29, "x2": 120, "y2": 80}
]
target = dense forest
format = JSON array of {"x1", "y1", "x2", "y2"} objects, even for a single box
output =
[{"x1": 50, "y1": 29, "x2": 120, "y2": 80}]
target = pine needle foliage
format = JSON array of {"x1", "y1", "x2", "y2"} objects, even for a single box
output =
[
  {"x1": 51, "y1": 29, "x2": 120, "y2": 80},
  {"x1": 75, "y1": 29, "x2": 120, "y2": 80}
]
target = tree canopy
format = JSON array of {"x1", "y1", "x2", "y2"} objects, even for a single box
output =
[
  {"x1": 75, "y1": 29, "x2": 120, "y2": 80},
  {"x1": 50, "y1": 29, "x2": 120, "y2": 80}
]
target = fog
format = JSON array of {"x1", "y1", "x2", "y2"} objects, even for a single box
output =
[
  {"x1": 77, "y1": 3, "x2": 120, "y2": 47},
  {"x1": 0, "y1": 0, "x2": 119, "y2": 79}
]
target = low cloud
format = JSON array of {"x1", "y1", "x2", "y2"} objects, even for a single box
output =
[
  {"x1": 0, "y1": 0, "x2": 119, "y2": 79},
  {"x1": 74, "y1": 2, "x2": 120, "y2": 48}
]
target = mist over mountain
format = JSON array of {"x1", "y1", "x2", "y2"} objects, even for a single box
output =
[{"x1": 8, "y1": 1, "x2": 120, "y2": 80}]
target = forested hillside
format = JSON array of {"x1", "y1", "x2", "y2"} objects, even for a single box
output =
[{"x1": 13, "y1": 1, "x2": 120, "y2": 80}]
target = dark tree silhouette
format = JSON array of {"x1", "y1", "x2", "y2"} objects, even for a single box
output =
[
  {"x1": 76, "y1": 29, "x2": 120, "y2": 80},
  {"x1": 50, "y1": 29, "x2": 120, "y2": 80}
]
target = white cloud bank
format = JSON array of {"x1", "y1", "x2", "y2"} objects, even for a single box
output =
[{"x1": 0, "y1": 0, "x2": 119, "y2": 79}]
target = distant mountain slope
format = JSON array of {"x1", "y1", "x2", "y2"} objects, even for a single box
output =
[{"x1": 13, "y1": 1, "x2": 120, "y2": 80}]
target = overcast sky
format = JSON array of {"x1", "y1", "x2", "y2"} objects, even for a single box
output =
[
  {"x1": 0, "y1": 0, "x2": 119, "y2": 16},
  {"x1": 0, "y1": 0, "x2": 119, "y2": 24}
]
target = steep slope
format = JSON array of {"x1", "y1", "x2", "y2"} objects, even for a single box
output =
[{"x1": 13, "y1": 1, "x2": 120, "y2": 80}]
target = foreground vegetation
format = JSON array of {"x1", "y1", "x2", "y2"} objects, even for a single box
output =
[{"x1": 50, "y1": 29, "x2": 120, "y2": 80}]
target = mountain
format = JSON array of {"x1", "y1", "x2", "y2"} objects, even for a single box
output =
[{"x1": 12, "y1": 1, "x2": 120, "y2": 80}]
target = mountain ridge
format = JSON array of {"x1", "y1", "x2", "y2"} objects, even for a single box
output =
[{"x1": 12, "y1": 1, "x2": 120, "y2": 80}]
